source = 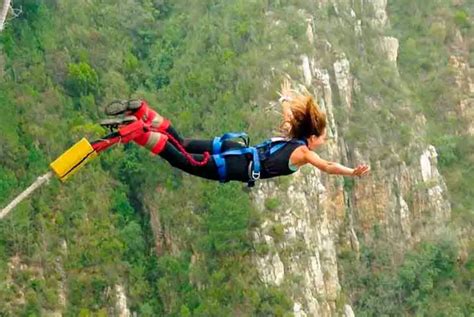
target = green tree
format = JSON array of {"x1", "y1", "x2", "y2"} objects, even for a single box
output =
[{"x1": 66, "y1": 62, "x2": 99, "y2": 97}]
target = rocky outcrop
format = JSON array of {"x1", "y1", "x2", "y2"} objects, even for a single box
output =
[
  {"x1": 379, "y1": 36, "x2": 399, "y2": 64},
  {"x1": 302, "y1": 55, "x2": 313, "y2": 87},
  {"x1": 0, "y1": 0, "x2": 12, "y2": 32},
  {"x1": 253, "y1": 169, "x2": 346, "y2": 316},
  {"x1": 115, "y1": 284, "x2": 131, "y2": 317},
  {"x1": 55, "y1": 240, "x2": 68, "y2": 314},
  {"x1": 366, "y1": 0, "x2": 388, "y2": 29},
  {"x1": 333, "y1": 56, "x2": 353, "y2": 110},
  {"x1": 4, "y1": 255, "x2": 50, "y2": 315},
  {"x1": 350, "y1": 145, "x2": 451, "y2": 246},
  {"x1": 448, "y1": 54, "x2": 474, "y2": 135}
]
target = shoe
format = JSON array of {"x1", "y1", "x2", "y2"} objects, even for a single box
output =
[
  {"x1": 100, "y1": 116, "x2": 137, "y2": 131},
  {"x1": 104, "y1": 99, "x2": 170, "y2": 131},
  {"x1": 104, "y1": 100, "x2": 142, "y2": 116}
]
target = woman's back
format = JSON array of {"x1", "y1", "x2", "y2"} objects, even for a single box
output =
[{"x1": 260, "y1": 141, "x2": 305, "y2": 179}]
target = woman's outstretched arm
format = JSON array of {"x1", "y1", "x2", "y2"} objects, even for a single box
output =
[{"x1": 300, "y1": 148, "x2": 370, "y2": 177}]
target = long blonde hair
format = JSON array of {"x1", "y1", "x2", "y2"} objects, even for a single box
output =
[{"x1": 281, "y1": 94, "x2": 327, "y2": 140}]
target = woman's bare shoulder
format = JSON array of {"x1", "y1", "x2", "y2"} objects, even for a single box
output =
[{"x1": 289, "y1": 144, "x2": 309, "y2": 166}]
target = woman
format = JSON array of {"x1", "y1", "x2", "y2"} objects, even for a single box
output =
[{"x1": 103, "y1": 80, "x2": 370, "y2": 184}]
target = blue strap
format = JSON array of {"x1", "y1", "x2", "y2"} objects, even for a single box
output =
[
  {"x1": 212, "y1": 137, "x2": 222, "y2": 155},
  {"x1": 255, "y1": 140, "x2": 272, "y2": 150},
  {"x1": 254, "y1": 137, "x2": 281, "y2": 149},
  {"x1": 212, "y1": 132, "x2": 249, "y2": 155},
  {"x1": 269, "y1": 142, "x2": 287, "y2": 155},
  {"x1": 219, "y1": 132, "x2": 248, "y2": 142},
  {"x1": 219, "y1": 148, "x2": 260, "y2": 173},
  {"x1": 255, "y1": 138, "x2": 307, "y2": 159},
  {"x1": 216, "y1": 147, "x2": 261, "y2": 181},
  {"x1": 213, "y1": 154, "x2": 227, "y2": 183}
]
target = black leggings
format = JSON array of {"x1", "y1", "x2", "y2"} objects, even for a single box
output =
[{"x1": 158, "y1": 126, "x2": 250, "y2": 182}]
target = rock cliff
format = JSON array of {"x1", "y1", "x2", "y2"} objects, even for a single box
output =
[{"x1": 251, "y1": 1, "x2": 456, "y2": 315}]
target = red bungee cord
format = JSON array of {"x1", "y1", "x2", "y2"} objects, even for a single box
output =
[{"x1": 161, "y1": 130, "x2": 211, "y2": 166}]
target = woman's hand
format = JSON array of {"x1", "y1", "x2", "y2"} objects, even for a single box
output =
[{"x1": 352, "y1": 164, "x2": 370, "y2": 177}]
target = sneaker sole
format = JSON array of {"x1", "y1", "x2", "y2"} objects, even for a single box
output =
[
  {"x1": 100, "y1": 116, "x2": 137, "y2": 129},
  {"x1": 105, "y1": 100, "x2": 142, "y2": 116}
]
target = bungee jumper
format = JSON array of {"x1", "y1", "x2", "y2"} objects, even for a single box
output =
[
  {"x1": 0, "y1": 80, "x2": 370, "y2": 219},
  {"x1": 91, "y1": 80, "x2": 370, "y2": 186}
]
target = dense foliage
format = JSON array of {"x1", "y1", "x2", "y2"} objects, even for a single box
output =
[{"x1": 0, "y1": 0, "x2": 299, "y2": 315}]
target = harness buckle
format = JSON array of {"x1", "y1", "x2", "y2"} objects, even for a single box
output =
[{"x1": 252, "y1": 171, "x2": 260, "y2": 180}]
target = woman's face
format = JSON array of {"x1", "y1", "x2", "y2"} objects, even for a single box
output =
[{"x1": 307, "y1": 129, "x2": 327, "y2": 150}]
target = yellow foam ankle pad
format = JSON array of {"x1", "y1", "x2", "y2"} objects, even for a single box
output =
[{"x1": 50, "y1": 138, "x2": 98, "y2": 182}]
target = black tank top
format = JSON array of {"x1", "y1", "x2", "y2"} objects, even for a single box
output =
[{"x1": 260, "y1": 142, "x2": 305, "y2": 179}]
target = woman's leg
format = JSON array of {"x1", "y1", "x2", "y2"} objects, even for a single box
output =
[
  {"x1": 130, "y1": 100, "x2": 205, "y2": 151},
  {"x1": 133, "y1": 130, "x2": 168, "y2": 154},
  {"x1": 132, "y1": 100, "x2": 245, "y2": 154},
  {"x1": 160, "y1": 123, "x2": 245, "y2": 155},
  {"x1": 183, "y1": 139, "x2": 245, "y2": 153},
  {"x1": 154, "y1": 118, "x2": 245, "y2": 154},
  {"x1": 159, "y1": 142, "x2": 221, "y2": 181},
  {"x1": 132, "y1": 130, "x2": 219, "y2": 180}
]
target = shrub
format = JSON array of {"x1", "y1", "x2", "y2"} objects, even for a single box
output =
[
  {"x1": 67, "y1": 62, "x2": 99, "y2": 97},
  {"x1": 454, "y1": 10, "x2": 470, "y2": 29}
]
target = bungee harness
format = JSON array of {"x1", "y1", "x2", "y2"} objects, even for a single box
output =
[{"x1": 211, "y1": 132, "x2": 307, "y2": 187}]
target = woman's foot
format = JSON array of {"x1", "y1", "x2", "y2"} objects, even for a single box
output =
[
  {"x1": 104, "y1": 99, "x2": 170, "y2": 131},
  {"x1": 99, "y1": 116, "x2": 137, "y2": 130},
  {"x1": 104, "y1": 100, "x2": 142, "y2": 116}
]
